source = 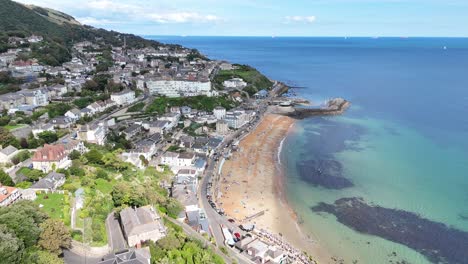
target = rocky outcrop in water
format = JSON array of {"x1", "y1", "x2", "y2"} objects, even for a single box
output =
[
  {"x1": 297, "y1": 159, "x2": 353, "y2": 189},
  {"x1": 282, "y1": 98, "x2": 351, "y2": 119},
  {"x1": 311, "y1": 197, "x2": 468, "y2": 264}
]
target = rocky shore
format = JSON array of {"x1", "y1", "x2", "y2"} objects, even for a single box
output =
[{"x1": 276, "y1": 98, "x2": 351, "y2": 119}]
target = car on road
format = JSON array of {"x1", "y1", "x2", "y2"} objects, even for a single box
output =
[{"x1": 228, "y1": 218, "x2": 235, "y2": 223}]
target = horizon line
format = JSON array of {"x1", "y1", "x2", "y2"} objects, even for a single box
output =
[{"x1": 141, "y1": 35, "x2": 468, "y2": 39}]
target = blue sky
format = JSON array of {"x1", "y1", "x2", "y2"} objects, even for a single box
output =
[{"x1": 15, "y1": 0, "x2": 468, "y2": 37}]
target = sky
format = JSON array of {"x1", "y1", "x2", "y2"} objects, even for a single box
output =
[{"x1": 14, "y1": 0, "x2": 468, "y2": 37}]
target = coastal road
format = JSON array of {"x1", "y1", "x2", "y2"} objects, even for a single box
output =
[{"x1": 197, "y1": 103, "x2": 271, "y2": 264}]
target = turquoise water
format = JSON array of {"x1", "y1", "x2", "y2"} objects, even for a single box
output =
[
  {"x1": 147, "y1": 36, "x2": 468, "y2": 263},
  {"x1": 281, "y1": 112, "x2": 468, "y2": 263}
]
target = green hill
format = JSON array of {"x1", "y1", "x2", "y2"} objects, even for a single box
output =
[{"x1": 0, "y1": 0, "x2": 172, "y2": 65}]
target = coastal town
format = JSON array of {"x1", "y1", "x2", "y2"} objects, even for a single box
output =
[{"x1": 0, "y1": 21, "x2": 352, "y2": 264}]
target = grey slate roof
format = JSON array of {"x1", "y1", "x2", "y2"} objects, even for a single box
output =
[
  {"x1": 98, "y1": 248, "x2": 150, "y2": 264},
  {"x1": 31, "y1": 172, "x2": 65, "y2": 190},
  {"x1": 120, "y1": 206, "x2": 165, "y2": 238},
  {"x1": 0, "y1": 145, "x2": 18, "y2": 156}
]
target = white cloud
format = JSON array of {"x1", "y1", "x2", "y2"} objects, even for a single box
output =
[
  {"x1": 76, "y1": 17, "x2": 119, "y2": 25},
  {"x1": 285, "y1": 16, "x2": 316, "y2": 23},
  {"x1": 148, "y1": 12, "x2": 220, "y2": 23}
]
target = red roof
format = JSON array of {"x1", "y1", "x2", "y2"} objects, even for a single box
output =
[
  {"x1": 0, "y1": 185, "x2": 18, "y2": 204},
  {"x1": 11, "y1": 60, "x2": 33, "y2": 67},
  {"x1": 32, "y1": 144, "x2": 67, "y2": 162}
]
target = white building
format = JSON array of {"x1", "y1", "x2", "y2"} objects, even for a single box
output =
[
  {"x1": 111, "y1": 90, "x2": 136, "y2": 105},
  {"x1": 158, "y1": 112, "x2": 180, "y2": 129},
  {"x1": 32, "y1": 123, "x2": 55, "y2": 138},
  {"x1": 216, "y1": 120, "x2": 229, "y2": 135},
  {"x1": 213, "y1": 106, "x2": 226, "y2": 120},
  {"x1": 0, "y1": 185, "x2": 22, "y2": 207},
  {"x1": 27, "y1": 35, "x2": 43, "y2": 43},
  {"x1": 18, "y1": 89, "x2": 49, "y2": 107},
  {"x1": 225, "y1": 110, "x2": 250, "y2": 129},
  {"x1": 160, "y1": 152, "x2": 195, "y2": 169},
  {"x1": 77, "y1": 124, "x2": 107, "y2": 145},
  {"x1": 146, "y1": 79, "x2": 214, "y2": 98},
  {"x1": 32, "y1": 144, "x2": 71, "y2": 173},
  {"x1": 223, "y1": 78, "x2": 247, "y2": 89},
  {"x1": 65, "y1": 108, "x2": 81, "y2": 121}
]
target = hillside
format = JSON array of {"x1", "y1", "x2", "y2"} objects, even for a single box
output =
[
  {"x1": 26, "y1": 5, "x2": 82, "y2": 25},
  {"x1": 0, "y1": 0, "x2": 174, "y2": 65}
]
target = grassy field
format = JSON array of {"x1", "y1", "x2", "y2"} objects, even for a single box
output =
[
  {"x1": 4, "y1": 124, "x2": 26, "y2": 130},
  {"x1": 35, "y1": 192, "x2": 68, "y2": 221},
  {"x1": 95, "y1": 178, "x2": 113, "y2": 194}
]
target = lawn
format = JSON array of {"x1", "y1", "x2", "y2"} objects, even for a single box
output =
[
  {"x1": 95, "y1": 178, "x2": 113, "y2": 194},
  {"x1": 35, "y1": 192, "x2": 68, "y2": 221},
  {"x1": 17, "y1": 167, "x2": 32, "y2": 175},
  {"x1": 126, "y1": 102, "x2": 145, "y2": 113},
  {"x1": 4, "y1": 124, "x2": 26, "y2": 131}
]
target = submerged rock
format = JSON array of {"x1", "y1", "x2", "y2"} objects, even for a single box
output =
[
  {"x1": 297, "y1": 159, "x2": 354, "y2": 189},
  {"x1": 312, "y1": 197, "x2": 468, "y2": 264}
]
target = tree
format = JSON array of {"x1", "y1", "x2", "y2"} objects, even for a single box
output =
[
  {"x1": 38, "y1": 219, "x2": 71, "y2": 255},
  {"x1": 37, "y1": 131, "x2": 58, "y2": 144},
  {"x1": 11, "y1": 150, "x2": 31, "y2": 165},
  {"x1": 0, "y1": 127, "x2": 19, "y2": 148},
  {"x1": 0, "y1": 225, "x2": 24, "y2": 264},
  {"x1": 73, "y1": 97, "x2": 94, "y2": 109},
  {"x1": 28, "y1": 250, "x2": 64, "y2": 264},
  {"x1": 68, "y1": 150, "x2": 81, "y2": 160},
  {"x1": 69, "y1": 165, "x2": 85, "y2": 177},
  {"x1": 25, "y1": 170, "x2": 44, "y2": 182},
  {"x1": 46, "y1": 103, "x2": 71, "y2": 118},
  {"x1": 156, "y1": 233, "x2": 182, "y2": 251},
  {"x1": 164, "y1": 198, "x2": 183, "y2": 219},
  {"x1": 82, "y1": 80, "x2": 98, "y2": 91},
  {"x1": 0, "y1": 170, "x2": 14, "y2": 186},
  {"x1": 84, "y1": 149, "x2": 103, "y2": 164},
  {"x1": 111, "y1": 182, "x2": 131, "y2": 207},
  {"x1": 0, "y1": 201, "x2": 47, "y2": 248},
  {"x1": 102, "y1": 151, "x2": 129, "y2": 171},
  {"x1": 95, "y1": 169, "x2": 109, "y2": 180},
  {"x1": 19, "y1": 137, "x2": 29, "y2": 149}
]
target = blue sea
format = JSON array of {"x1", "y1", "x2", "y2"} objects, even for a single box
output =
[{"x1": 147, "y1": 36, "x2": 468, "y2": 264}]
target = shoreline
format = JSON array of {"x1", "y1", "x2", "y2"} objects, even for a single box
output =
[{"x1": 218, "y1": 113, "x2": 332, "y2": 263}]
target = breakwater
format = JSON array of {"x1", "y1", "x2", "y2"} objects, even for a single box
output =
[{"x1": 275, "y1": 98, "x2": 350, "y2": 119}]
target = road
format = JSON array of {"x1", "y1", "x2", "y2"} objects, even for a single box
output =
[
  {"x1": 197, "y1": 102, "x2": 271, "y2": 264},
  {"x1": 63, "y1": 249, "x2": 101, "y2": 264},
  {"x1": 105, "y1": 213, "x2": 127, "y2": 252}
]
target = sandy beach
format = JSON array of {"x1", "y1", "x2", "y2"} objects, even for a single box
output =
[{"x1": 218, "y1": 113, "x2": 331, "y2": 262}]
